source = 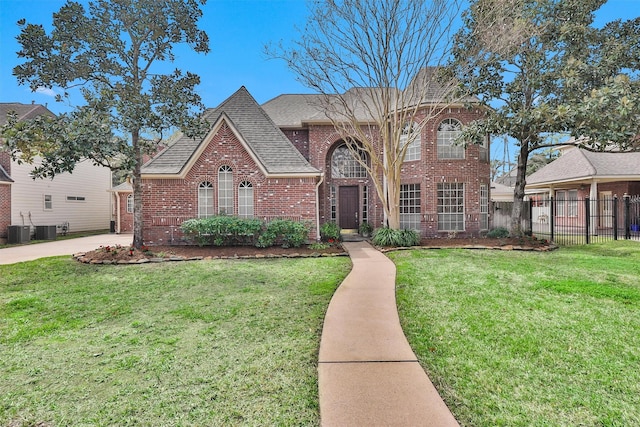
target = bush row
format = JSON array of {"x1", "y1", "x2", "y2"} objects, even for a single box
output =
[{"x1": 180, "y1": 216, "x2": 310, "y2": 248}]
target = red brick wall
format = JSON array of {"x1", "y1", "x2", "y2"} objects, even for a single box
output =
[
  {"x1": 281, "y1": 129, "x2": 310, "y2": 160},
  {"x1": 0, "y1": 151, "x2": 10, "y2": 175},
  {"x1": 141, "y1": 122, "x2": 318, "y2": 245},
  {"x1": 0, "y1": 184, "x2": 10, "y2": 240},
  {"x1": 114, "y1": 193, "x2": 134, "y2": 233},
  {"x1": 292, "y1": 107, "x2": 491, "y2": 237}
]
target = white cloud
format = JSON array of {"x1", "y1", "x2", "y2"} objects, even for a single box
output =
[{"x1": 35, "y1": 86, "x2": 57, "y2": 97}]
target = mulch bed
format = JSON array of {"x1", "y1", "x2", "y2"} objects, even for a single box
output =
[{"x1": 73, "y1": 236, "x2": 555, "y2": 265}]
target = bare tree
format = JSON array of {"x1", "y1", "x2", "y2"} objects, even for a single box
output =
[{"x1": 269, "y1": 0, "x2": 472, "y2": 229}]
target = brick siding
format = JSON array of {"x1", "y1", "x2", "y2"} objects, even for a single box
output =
[{"x1": 141, "y1": 122, "x2": 318, "y2": 245}]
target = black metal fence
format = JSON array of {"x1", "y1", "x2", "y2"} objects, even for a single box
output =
[{"x1": 491, "y1": 194, "x2": 640, "y2": 246}]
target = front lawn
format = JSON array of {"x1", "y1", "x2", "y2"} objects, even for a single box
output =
[
  {"x1": 391, "y1": 242, "x2": 640, "y2": 426},
  {"x1": 0, "y1": 256, "x2": 350, "y2": 426}
]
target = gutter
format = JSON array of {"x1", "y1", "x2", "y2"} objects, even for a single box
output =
[{"x1": 315, "y1": 173, "x2": 325, "y2": 241}]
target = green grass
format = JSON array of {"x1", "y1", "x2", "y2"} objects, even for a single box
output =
[
  {"x1": 390, "y1": 241, "x2": 640, "y2": 426},
  {"x1": 0, "y1": 256, "x2": 350, "y2": 426}
]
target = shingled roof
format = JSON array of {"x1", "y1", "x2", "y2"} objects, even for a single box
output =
[
  {"x1": 262, "y1": 67, "x2": 481, "y2": 128},
  {"x1": 141, "y1": 87, "x2": 319, "y2": 177},
  {"x1": 0, "y1": 102, "x2": 55, "y2": 126},
  {"x1": 0, "y1": 163, "x2": 12, "y2": 183},
  {"x1": 527, "y1": 147, "x2": 640, "y2": 188}
]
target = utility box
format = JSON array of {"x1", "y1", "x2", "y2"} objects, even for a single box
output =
[
  {"x1": 8, "y1": 225, "x2": 31, "y2": 244},
  {"x1": 35, "y1": 225, "x2": 57, "y2": 240}
]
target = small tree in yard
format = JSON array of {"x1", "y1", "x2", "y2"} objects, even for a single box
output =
[
  {"x1": 447, "y1": 0, "x2": 640, "y2": 236},
  {"x1": 1, "y1": 0, "x2": 210, "y2": 248},
  {"x1": 270, "y1": 0, "x2": 477, "y2": 230}
]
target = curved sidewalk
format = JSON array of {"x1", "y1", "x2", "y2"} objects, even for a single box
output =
[
  {"x1": 0, "y1": 234, "x2": 133, "y2": 265},
  {"x1": 318, "y1": 241, "x2": 459, "y2": 426}
]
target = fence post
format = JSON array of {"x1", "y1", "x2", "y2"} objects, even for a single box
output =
[
  {"x1": 585, "y1": 196, "x2": 590, "y2": 244},
  {"x1": 613, "y1": 196, "x2": 618, "y2": 241},
  {"x1": 624, "y1": 193, "x2": 631, "y2": 239},
  {"x1": 550, "y1": 196, "x2": 555, "y2": 242}
]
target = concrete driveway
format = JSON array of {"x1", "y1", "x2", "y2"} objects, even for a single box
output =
[{"x1": 0, "y1": 233, "x2": 133, "y2": 265}]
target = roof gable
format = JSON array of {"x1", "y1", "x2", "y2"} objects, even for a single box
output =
[{"x1": 141, "y1": 87, "x2": 319, "y2": 177}]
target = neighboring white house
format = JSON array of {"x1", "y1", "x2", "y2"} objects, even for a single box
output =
[{"x1": 1, "y1": 102, "x2": 112, "y2": 242}]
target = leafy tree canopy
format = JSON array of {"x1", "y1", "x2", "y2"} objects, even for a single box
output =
[
  {"x1": 2, "y1": 0, "x2": 210, "y2": 246},
  {"x1": 447, "y1": 0, "x2": 640, "y2": 234}
]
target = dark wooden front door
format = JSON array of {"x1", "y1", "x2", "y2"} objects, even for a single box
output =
[{"x1": 339, "y1": 186, "x2": 359, "y2": 230}]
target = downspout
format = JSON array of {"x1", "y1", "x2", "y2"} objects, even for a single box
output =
[
  {"x1": 115, "y1": 192, "x2": 121, "y2": 234},
  {"x1": 315, "y1": 173, "x2": 324, "y2": 241}
]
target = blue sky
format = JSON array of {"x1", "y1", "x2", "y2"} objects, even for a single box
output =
[{"x1": 0, "y1": 0, "x2": 637, "y2": 118}]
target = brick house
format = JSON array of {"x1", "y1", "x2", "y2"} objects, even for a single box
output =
[{"x1": 118, "y1": 82, "x2": 490, "y2": 245}]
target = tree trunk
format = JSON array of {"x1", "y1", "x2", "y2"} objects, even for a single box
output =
[
  {"x1": 510, "y1": 142, "x2": 529, "y2": 236},
  {"x1": 132, "y1": 129, "x2": 144, "y2": 248}
]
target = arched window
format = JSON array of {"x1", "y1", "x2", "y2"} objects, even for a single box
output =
[
  {"x1": 331, "y1": 144, "x2": 367, "y2": 178},
  {"x1": 198, "y1": 181, "x2": 213, "y2": 218},
  {"x1": 218, "y1": 165, "x2": 233, "y2": 214},
  {"x1": 126, "y1": 194, "x2": 134, "y2": 213},
  {"x1": 437, "y1": 118, "x2": 464, "y2": 159},
  {"x1": 401, "y1": 122, "x2": 421, "y2": 161},
  {"x1": 238, "y1": 181, "x2": 254, "y2": 218}
]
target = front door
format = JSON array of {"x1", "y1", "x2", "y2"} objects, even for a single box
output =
[{"x1": 339, "y1": 186, "x2": 359, "y2": 230}]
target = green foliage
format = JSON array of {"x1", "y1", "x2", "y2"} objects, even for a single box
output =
[
  {"x1": 372, "y1": 227, "x2": 420, "y2": 247},
  {"x1": 257, "y1": 219, "x2": 309, "y2": 248},
  {"x1": 320, "y1": 221, "x2": 341, "y2": 242},
  {"x1": 358, "y1": 221, "x2": 374, "y2": 235},
  {"x1": 180, "y1": 216, "x2": 263, "y2": 247},
  {"x1": 6, "y1": 0, "x2": 210, "y2": 248},
  {"x1": 486, "y1": 227, "x2": 510, "y2": 238}
]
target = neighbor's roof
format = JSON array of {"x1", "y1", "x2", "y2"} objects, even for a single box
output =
[
  {"x1": 526, "y1": 147, "x2": 640, "y2": 187},
  {"x1": 0, "y1": 102, "x2": 55, "y2": 126},
  {"x1": 0, "y1": 163, "x2": 12, "y2": 183},
  {"x1": 141, "y1": 86, "x2": 319, "y2": 176}
]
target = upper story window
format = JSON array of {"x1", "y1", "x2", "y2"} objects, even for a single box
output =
[
  {"x1": 401, "y1": 122, "x2": 421, "y2": 162},
  {"x1": 198, "y1": 181, "x2": 213, "y2": 218},
  {"x1": 479, "y1": 135, "x2": 489, "y2": 162},
  {"x1": 331, "y1": 144, "x2": 368, "y2": 178},
  {"x1": 66, "y1": 196, "x2": 86, "y2": 202},
  {"x1": 437, "y1": 118, "x2": 464, "y2": 160},
  {"x1": 218, "y1": 166, "x2": 233, "y2": 215}
]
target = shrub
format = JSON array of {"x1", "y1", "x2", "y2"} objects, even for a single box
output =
[
  {"x1": 180, "y1": 216, "x2": 263, "y2": 246},
  {"x1": 372, "y1": 227, "x2": 420, "y2": 247},
  {"x1": 320, "y1": 221, "x2": 341, "y2": 242},
  {"x1": 257, "y1": 219, "x2": 309, "y2": 248},
  {"x1": 486, "y1": 227, "x2": 510, "y2": 238}
]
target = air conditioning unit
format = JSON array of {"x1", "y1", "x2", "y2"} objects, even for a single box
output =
[
  {"x1": 7, "y1": 225, "x2": 31, "y2": 244},
  {"x1": 35, "y1": 225, "x2": 57, "y2": 240}
]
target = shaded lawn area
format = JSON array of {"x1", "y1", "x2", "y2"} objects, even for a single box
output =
[
  {"x1": 390, "y1": 241, "x2": 640, "y2": 427},
  {"x1": 0, "y1": 256, "x2": 350, "y2": 426}
]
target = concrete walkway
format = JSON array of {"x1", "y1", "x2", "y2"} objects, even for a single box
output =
[
  {"x1": 0, "y1": 234, "x2": 133, "y2": 265},
  {"x1": 318, "y1": 241, "x2": 459, "y2": 426}
]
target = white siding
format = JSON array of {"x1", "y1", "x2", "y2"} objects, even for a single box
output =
[{"x1": 11, "y1": 159, "x2": 112, "y2": 232}]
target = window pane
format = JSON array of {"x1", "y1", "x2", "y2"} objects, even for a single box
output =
[
  {"x1": 480, "y1": 184, "x2": 488, "y2": 230},
  {"x1": 400, "y1": 183, "x2": 421, "y2": 231},
  {"x1": 198, "y1": 181, "x2": 213, "y2": 218},
  {"x1": 218, "y1": 166, "x2": 233, "y2": 214},
  {"x1": 127, "y1": 194, "x2": 134, "y2": 214},
  {"x1": 401, "y1": 122, "x2": 421, "y2": 162},
  {"x1": 238, "y1": 181, "x2": 254, "y2": 218},
  {"x1": 331, "y1": 145, "x2": 367, "y2": 178},
  {"x1": 437, "y1": 183, "x2": 465, "y2": 231},
  {"x1": 437, "y1": 119, "x2": 464, "y2": 160}
]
